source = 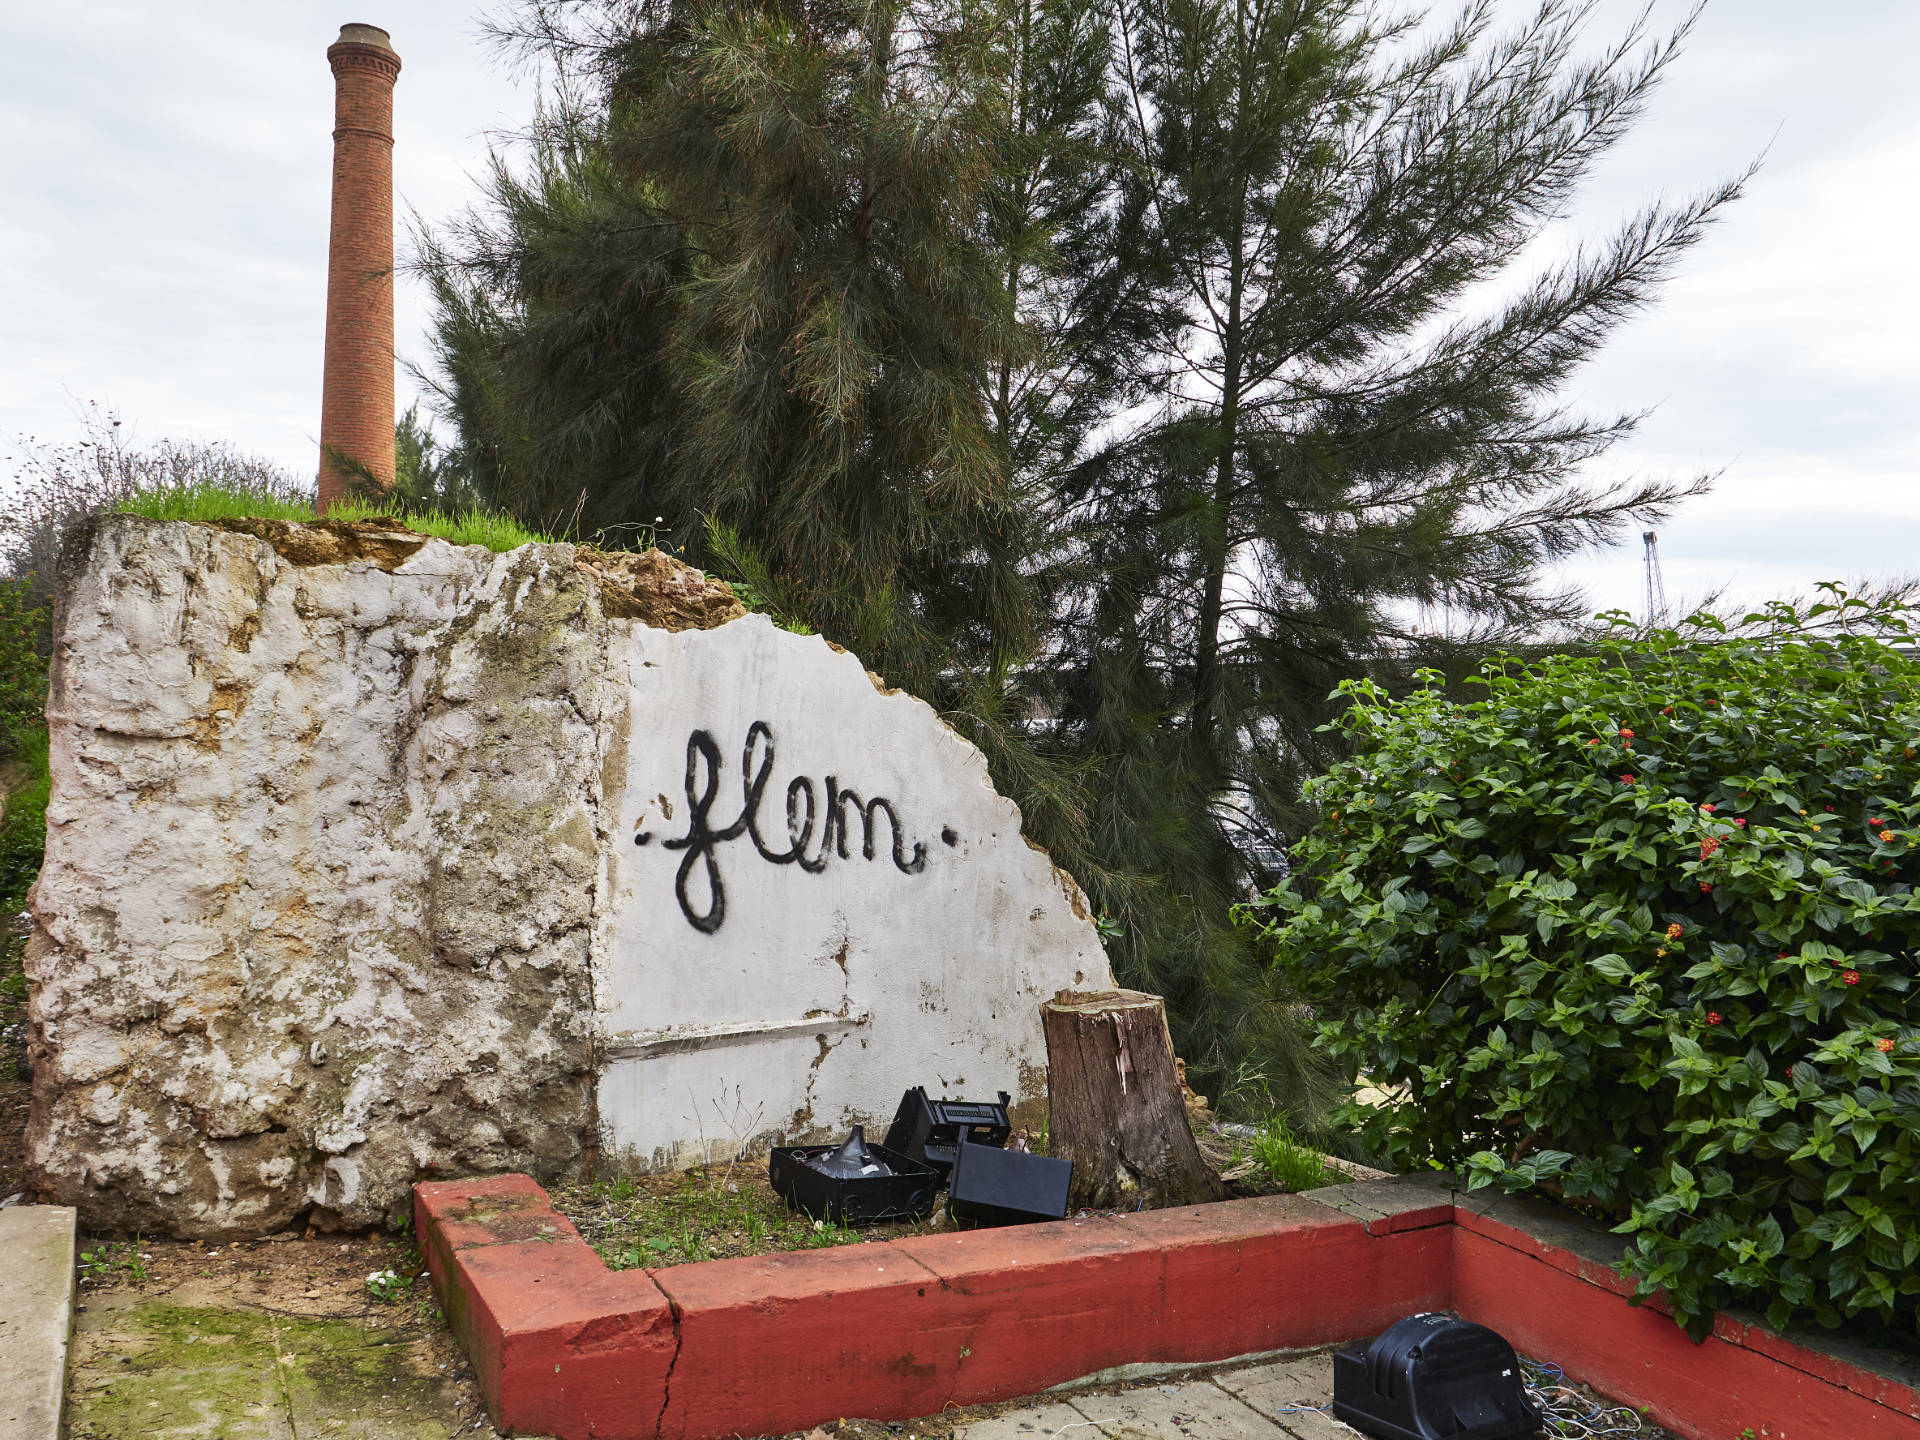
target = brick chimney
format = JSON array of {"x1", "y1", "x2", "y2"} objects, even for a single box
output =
[{"x1": 318, "y1": 23, "x2": 401, "y2": 512}]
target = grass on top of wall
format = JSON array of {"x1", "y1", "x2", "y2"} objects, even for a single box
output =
[
  {"x1": 325, "y1": 499, "x2": 555, "y2": 552},
  {"x1": 116, "y1": 480, "x2": 318, "y2": 526},
  {"x1": 113, "y1": 482, "x2": 556, "y2": 554}
]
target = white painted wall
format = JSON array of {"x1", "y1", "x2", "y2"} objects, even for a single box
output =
[{"x1": 596, "y1": 616, "x2": 1112, "y2": 1168}]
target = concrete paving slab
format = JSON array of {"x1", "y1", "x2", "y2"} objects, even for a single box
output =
[
  {"x1": 0, "y1": 1204, "x2": 77, "y2": 1440},
  {"x1": 1258, "y1": 1401, "x2": 1363, "y2": 1440},
  {"x1": 1209, "y1": 1352, "x2": 1335, "y2": 1410},
  {"x1": 957, "y1": 1400, "x2": 1116, "y2": 1440},
  {"x1": 63, "y1": 1298, "x2": 489, "y2": 1440},
  {"x1": 1066, "y1": 1379, "x2": 1287, "y2": 1439},
  {"x1": 1209, "y1": 1359, "x2": 1361, "y2": 1440}
]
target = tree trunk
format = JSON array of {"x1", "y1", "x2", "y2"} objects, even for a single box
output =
[{"x1": 1042, "y1": 989, "x2": 1227, "y2": 1210}]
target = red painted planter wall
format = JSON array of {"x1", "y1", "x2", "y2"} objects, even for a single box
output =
[{"x1": 416, "y1": 1175, "x2": 1920, "y2": 1440}]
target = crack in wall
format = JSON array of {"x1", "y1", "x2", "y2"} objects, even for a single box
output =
[{"x1": 653, "y1": 1288, "x2": 685, "y2": 1440}]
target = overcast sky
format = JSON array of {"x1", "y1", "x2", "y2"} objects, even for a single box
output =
[{"x1": 1, "y1": 1, "x2": 1913, "y2": 618}]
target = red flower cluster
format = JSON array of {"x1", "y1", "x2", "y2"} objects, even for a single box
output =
[
  {"x1": 1699, "y1": 836, "x2": 1721, "y2": 861},
  {"x1": 1843, "y1": 970, "x2": 1861, "y2": 986},
  {"x1": 1700, "y1": 803, "x2": 1716, "y2": 813},
  {"x1": 1698, "y1": 882, "x2": 1713, "y2": 894},
  {"x1": 1870, "y1": 817, "x2": 1886, "y2": 828},
  {"x1": 1878, "y1": 1038, "x2": 1896, "y2": 1053},
  {"x1": 1733, "y1": 818, "x2": 1747, "y2": 828},
  {"x1": 1620, "y1": 728, "x2": 1635, "y2": 739},
  {"x1": 1706, "y1": 1012, "x2": 1722, "y2": 1026},
  {"x1": 1621, "y1": 774, "x2": 1636, "y2": 785}
]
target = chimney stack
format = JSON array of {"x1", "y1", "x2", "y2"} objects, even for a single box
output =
[{"x1": 319, "y1": 23, "x2": 401, "y2": 512}]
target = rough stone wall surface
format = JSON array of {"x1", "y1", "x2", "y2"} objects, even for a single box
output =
[
  {"x1": 26, "y1": 515, "x2": 1109, "y2": 1236},
  {"x1": 27, "y1": 516, "x2": 612, "y2": 1236}
]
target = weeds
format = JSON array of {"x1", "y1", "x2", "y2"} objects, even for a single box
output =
[
  {"x1": 367, "y1": 1242, "x2": 428, "y2": 1303},
  {"x1": 116, "y1": 480, "x2": 316, "y2": 526},
  {"x1": 575, "y1": 1168, "x2": 896, "y2": 1270},
  {"x1": 108, "y1": 483, "x2": 561, "y2": 556},
  {"x1": 77, "y1": 1239, "x2": 151, "y2": 1284},
  {"x1": 325, "y1": 499, "x2": 555, "y2": 552},
  {"x1": 1236, "y1": 1116, "x2": 1330, "y2": 1193},
  {"x1": 365, "y1": 1267, "x2": 414, "y2": 1304}
]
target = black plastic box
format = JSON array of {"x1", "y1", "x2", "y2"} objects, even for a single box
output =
[
  {"x1": 883, "y1": 1085, "x2": 1015, "y2": 1180},
  {"x1": 946, "y1": 1131, "x2": 1072, "y2": 1227},
  {"x1": 1331, "y1": 1313, "x2": 1541, "y2": 1440},
  {"x1": 768, "y1": 1141, "x2": 940, "y2": 1226}
]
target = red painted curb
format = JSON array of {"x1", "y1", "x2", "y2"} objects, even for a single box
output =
[
  {"x1": 417, "y1": 1177, "x2": 676, "y2": 1439},
  {"x1": 417, "y1": 1175, "x2": 1920, "y2": 1440},
  {"x1": 1113, "y1": 1192, "x2": 1450, "y2": 1365},
  {"x1": 1452, "y1": 1204, "x2": 1920, "y2": 1440}
]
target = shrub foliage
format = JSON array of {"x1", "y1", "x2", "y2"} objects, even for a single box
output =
[{"x1": 1254, "y1": 593, "x2": 1920, "y2": 1340}]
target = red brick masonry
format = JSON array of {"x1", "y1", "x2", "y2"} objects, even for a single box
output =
[
  {"x1": 319, "y1": 24, "x2": 401, "y2": 510},
  {"x1": 415, "y1": 1173, "x2": 1920, "y2": 1440}
]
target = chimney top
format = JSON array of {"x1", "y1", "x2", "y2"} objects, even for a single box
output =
[{"x1": 334, "y1": 23, "x2": 394, "y2": 50}]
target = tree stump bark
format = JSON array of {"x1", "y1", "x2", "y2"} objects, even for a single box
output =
[{"x1": 1042, "y1": 989, "x2": 1227, "y2": 1210}]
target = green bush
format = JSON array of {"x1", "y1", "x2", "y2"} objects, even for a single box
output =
[
  {"x1": 0, "y1": 728, "x2": 49, "y2": 916},
  {"x1": 1251, "y1": 593, "x2": 1920, "y2": 1341},
  {"x1": 0, "y1": 578, "x2": 50, "y2": 761}
]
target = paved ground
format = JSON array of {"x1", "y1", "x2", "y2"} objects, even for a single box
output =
[
  {"x1": 958, "y1": 1351, "x2": 1358, "y2": 1440},
  {"x1": 59, "y1": 1230, "x2": 504, "y2": 1440}
]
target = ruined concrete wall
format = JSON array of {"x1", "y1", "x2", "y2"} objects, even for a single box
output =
[
  {"x1": 598, "y1": 618, "x2": 1113, "y2": 1168},
  {"x1": 25, "y1": 515, "x2": 1108, "y2": 1236}
]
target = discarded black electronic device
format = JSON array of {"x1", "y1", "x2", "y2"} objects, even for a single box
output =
[
  {"x1": 946, "y1": 1129, "x2": 1072, "y2": 1227},
  {"x1": 1332, "y1": 1312, "x2": 1543, "y2": 1440},
  {"x1": 884, "y1": 1086, "x2": 1015, "y2": 1180},
  {"x1": 768, "y1": 1126, "x2": 940, "y2": 1226}
]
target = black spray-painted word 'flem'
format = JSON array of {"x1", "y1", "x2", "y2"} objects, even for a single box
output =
[{"x1": 636, "y1": 721, "x2": 955, "y2": 934}]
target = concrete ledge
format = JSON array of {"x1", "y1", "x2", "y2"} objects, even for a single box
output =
[
  {"x1": 418, "y1": 1175, "x2": 1920, "y2": 1440},
  {"x1": 0, "y1": 1205, "x2": 78, "y2": 1440}
]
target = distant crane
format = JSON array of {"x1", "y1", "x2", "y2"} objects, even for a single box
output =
[{"x1": 1642, "y1": 530, "x2": 1668, "y2": 629}]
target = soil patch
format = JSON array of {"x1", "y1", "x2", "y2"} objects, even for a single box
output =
[{"x1": 211, "y1": 515, "x2": 428, "y2": 569}]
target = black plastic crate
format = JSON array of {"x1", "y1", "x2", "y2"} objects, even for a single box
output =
[
  {"x1": 883, "y1": 1085, "x2": 1014, "y2": 1180},
  {"x1": 946, "y1": 1131, "x2": 1071, "y2": 1227},
  {"x1": 768, "y1": 1135, "x2": 940, "y2": 1226}
]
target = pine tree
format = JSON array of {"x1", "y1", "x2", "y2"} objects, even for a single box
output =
[
  {"x1": 1018, "y1": 0, "x2": 1746, "y2": 1106},
  {"x1": 429, "y1": 0, "x2": 1042, "y2": 681},
  {"x1": 423, "y1": 0, "x2": 1743, "y2": 1122}
]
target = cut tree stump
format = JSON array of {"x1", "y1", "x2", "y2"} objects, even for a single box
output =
[{"x1": 1042, "y1": 989, "x2": 1227, "y2": 1210}]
